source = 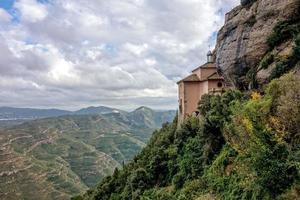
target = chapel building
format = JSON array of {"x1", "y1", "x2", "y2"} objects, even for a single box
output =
[{"x1": 177, "y1": 51, "x2": 226, "y2": 124}]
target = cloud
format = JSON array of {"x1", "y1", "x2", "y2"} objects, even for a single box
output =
[
  {"x1": 15, "y1": 0, "x2": 48, "y2": 23},
  {"x1": 0, "y1": 0, "x2": 240, "y2": 110},
  {"x1": 0, "y1": 8, "x2": 11, "y2": 23}
]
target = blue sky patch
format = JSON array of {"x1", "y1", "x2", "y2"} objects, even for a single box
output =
[
  {"x1": 37, "y1": 0, "x2": 50, "y2": 4},
  {"x1": 0, "y1": 0, "x2": 15, "y2": 10},
  {"x1": 0, "y1": 0, "x2": 19, "y2": 23}
]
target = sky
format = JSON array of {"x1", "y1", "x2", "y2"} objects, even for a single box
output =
[{"x1": 0, "y1": 0, "x2": 239, "y2": 111}]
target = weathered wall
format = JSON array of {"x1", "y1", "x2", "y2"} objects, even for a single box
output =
[
  {"x1": 208, "y1": 80, "x2": 225, "y2": 92},
  {"x1": 216, "y1": 0, "x2": 300, "y2": 89},
  {"x1": 184, "y1": 82, "x2": 201, "y2": 117}
]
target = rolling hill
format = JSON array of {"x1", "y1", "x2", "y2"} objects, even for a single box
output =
[
  {"x1": 0, "y1": 108, "x2": 176, "y2": 200},
  {"x1": 0, "y1": 106, "x2": 176, "y2": 129}
]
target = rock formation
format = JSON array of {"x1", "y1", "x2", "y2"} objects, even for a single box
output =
[{"x1": 216, "y1": 0, "x2": 300, "y2": 89}]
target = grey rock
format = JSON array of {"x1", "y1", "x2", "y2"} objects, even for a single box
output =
[{"x1": 215, "y1": 0, "x2": 299, "y2": 88}]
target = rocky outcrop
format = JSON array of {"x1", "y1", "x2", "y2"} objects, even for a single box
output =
[{"x1": 215, "y1": 0, "x2": 300, "y2": 89}]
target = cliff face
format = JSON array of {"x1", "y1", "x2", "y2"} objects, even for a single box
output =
[{"x1": 216, "y1": 0, "x2": 300, "y2": 89}]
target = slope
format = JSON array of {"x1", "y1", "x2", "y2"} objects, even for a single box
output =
[
  {"x1": 0, "y1": 108, "x2": 176, "y2": 200},
  {"x1": 74, "y1": 73, "x2": 300, "y2": 200}
]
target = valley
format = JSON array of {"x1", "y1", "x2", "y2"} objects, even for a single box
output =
[{"x1": 0, "y1": 107, "x2": 176, "y2": 200}]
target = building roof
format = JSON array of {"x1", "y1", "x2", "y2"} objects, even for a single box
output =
[
  {"x1": 177, "y1": 74, "x2": 200, "y2": 84},
  {"x1": 207, "y1": 72, "x2": 224, "y2": 80},
  {"x1": 207, "y1": 50, "x2": 213, "y2": 56},
  {"x1": 177, "y1": 71, "x2": 223, "y2": 84},
  {"x1": 191, "y1": 62, "x2": 216, "y2": 72}
]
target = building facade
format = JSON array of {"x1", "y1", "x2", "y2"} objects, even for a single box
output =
[{"x1": 177, "y1": 51, "x2": 225, "y2": 124}]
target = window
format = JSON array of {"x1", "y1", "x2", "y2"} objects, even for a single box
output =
[{"x1": 217, "y1": 82, "x2": 223, "y2": 88}]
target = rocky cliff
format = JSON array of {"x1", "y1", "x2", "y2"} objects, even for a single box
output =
[{"x1": 216, "y1": 0, "x2": 300, "y2": 89}]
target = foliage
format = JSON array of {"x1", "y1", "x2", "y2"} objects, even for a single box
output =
[
  {"x1": 266, "y1": 73, "x2": 300, "y2": 148},
  {"x1": 210, "y1": 74, "x2": 300, "y2": 199},
  {"x1": 267, "y1": 20, "x2": 300, "y2": 51},
  {"x1": 260, "y1": 53, "x2": 274, "y2": 70},
  {"x1": 264, "y1": 12, "x2": 300, "y2": 79},
  {"x1": 269, "y1": 33, "x2": 300, "y2": 79},
  {"x1": 253, "y1": 10, "x2": 300, "y2": 84},
  {"x1": 75, "y1": 90, "x2": 242, "y2": 199}
]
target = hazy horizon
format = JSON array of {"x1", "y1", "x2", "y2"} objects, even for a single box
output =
[{"x1": 0, "y1": 104, "x2": 177, "y2": 112}]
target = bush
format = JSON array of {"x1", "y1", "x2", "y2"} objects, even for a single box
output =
[
  {"x1": 252, "y1": 145, "x2": 297, "y2": 198},
  {"x1": 172, "y1": 173, "x2": 185, "y2": 189},
  {"x1": 260, "y1": 53, "x2": 274, "y2": 69},
  {"x1": 269, "y1": 34, "x2": 300, "y2": 80},
  {"x1": 267, "y1": 20, "x2": 300, "y2": 51},
  {"x1": 266, "y1": 73, "x2": 300, "y2": 148},
  {"x1": 142, "y1": 188, "x2": 176, "y2": 200}
]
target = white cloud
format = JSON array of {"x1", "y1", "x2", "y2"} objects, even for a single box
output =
[
  {"x1": 123, "y1": 43, "x2": 149, "y2": 56},
  {"x1": 15, "y1": 0, "x2": 48, "y2": 23},
  {"x1": 0, "y1": 0, "x2": 240, "y2": 110}
]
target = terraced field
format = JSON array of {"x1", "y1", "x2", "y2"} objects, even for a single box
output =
[{"x1": 0, "y1": 112, "x2": 170, "y2": 200}]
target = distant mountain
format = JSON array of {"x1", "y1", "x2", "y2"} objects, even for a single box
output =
[
  {"x1": 0, "y1": 108, "x2": 176, "y2": 200},
  {"x1": 103, "y1": 106, "x2": 176, "y2": 130},
  {"x1": 127, "y1": 106, "x2": 176, "y2": 128},
  {"x1": 0, "y1": 106, "x2": 176, "y2": 129},
  {"x1": 74, "y1": 106, "x2": 125, "y2": 115},
  {"x1": 128, "y1": 106, "x2": 157, "y2": 127}
]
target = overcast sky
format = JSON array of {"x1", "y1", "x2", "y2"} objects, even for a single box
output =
[{"x1": 0, "y1": 0, "x2": 239, "y2": 111}]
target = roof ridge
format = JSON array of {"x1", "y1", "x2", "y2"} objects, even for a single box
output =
[{"x1": 191, "y1": 62, "x2": 216, "y2": 72}]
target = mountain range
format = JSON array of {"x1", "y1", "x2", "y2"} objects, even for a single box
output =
[
  {"x1": 0, "y1": 106, "x2": 176, "y2": 200},
  {"x1": 0, "y1": 106, "x2": 176, "y2": 128}
]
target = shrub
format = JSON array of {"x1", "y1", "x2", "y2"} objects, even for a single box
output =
[
  {"x1": 172, "y1": 172, "x2": 185, "y2": 189},
  {"x1": 266, "y1": 73, "x2": 300, "y2": 148},
  {"x1": 269, "y1": 33, "x2": 300, "y2": 80},
  {"x1": 267, "y1": 20, "x2": 300, "y2": 51},
  {"x1": 260, "y1": 53, "x2": 274, "y2": 69},
  {"x1": 142, "y1": 188, "x2": 176, "y2": 200}
]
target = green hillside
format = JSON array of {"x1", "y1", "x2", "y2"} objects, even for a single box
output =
[
  {"x1": 0, "y1": 108, "x2": 175, "y2": 200},
  {"x1": 74, "y1": 73, "x2": 300, "y2": 200}
]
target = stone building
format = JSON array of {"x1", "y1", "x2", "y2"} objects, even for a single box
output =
[{"x1": 177, "y1": 51, "x2": 225, "y2": 124}]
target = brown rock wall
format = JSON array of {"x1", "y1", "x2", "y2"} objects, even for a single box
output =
[{"x1": 216, "y1": 0, "x2": 299, "y2": 88}]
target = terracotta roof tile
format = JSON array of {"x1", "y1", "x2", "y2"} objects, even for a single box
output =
[
  {"x1": 191, "y1": 62, "x2": 216, "y2": 72},
  {"x1": 177, "y1": 74, "x2": 200, "y2": 84},
  {"x1": 207, "y1": 72, "x2": 224, "y2": 80}
]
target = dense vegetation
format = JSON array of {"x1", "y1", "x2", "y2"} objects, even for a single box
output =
[{"x1": 74, "y1": 73, "x2": 300, "y2": 200}]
